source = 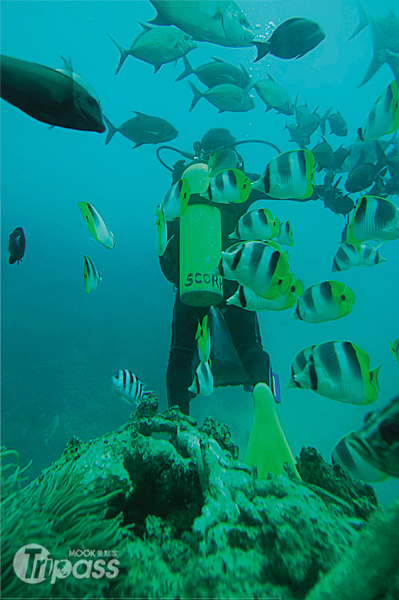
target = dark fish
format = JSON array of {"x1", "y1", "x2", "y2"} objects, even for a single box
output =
[
  {"x1": 252, "y1": 18, "x2": 325, "y2": 62},
  {"x1": 312, "y1": 136, "x2": 334, "y2": 170},
  {"x1": 0, "y1": 55, "x2": 104, "y2": 132},
  {"x1": 8, "y1": 227, "x2": 26, "y2": 264},
  {"x1": 331, "y1": 145, "x2": 350, "y2": 171},
  {"x1": 345, "y1": 140, "x2": 386, "y2": 192},
  {"x1": 327, "y1": 110, "x2": 348, "y2": 137},
  {"x1": 103, "y1": 112, "x2": 178, "y2": 147},
  {"x1": 325, "y1": 192, "x2": 355, "y2": 216}
]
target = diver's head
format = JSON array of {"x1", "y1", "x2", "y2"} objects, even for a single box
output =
[{"x1": 199, "y1": 128, "x2": 237, "y2": 154}]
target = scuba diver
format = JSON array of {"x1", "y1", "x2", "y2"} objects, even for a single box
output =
[
  {"x1": 157, "y1": 127, "x2": 300, "y2": 480},
  {"x1": 158, "y1": 128, "x2": 274, "y2": 416}
]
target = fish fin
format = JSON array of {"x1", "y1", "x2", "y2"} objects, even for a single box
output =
[
  {"x1": 251, "y1": 41, "x2": 271, "y2": 62},
  {"x1": 358, "y1": 49, "x2": 388, "y2": 87},
  {"x1": 107, "y1": 33, "x2": 130, "y2": 75},
  {"x1": 188, "y1": 81, "x2": 202, "y2": 111},
  {"x1": 320, "y1": 106, "x2": 333, "y2": 135},
  {"x1": 102, "y1": 115, "x2": 117, "y2": 145},
  {"x1": 148, "y1": 11, "x2": 171, "y2": 26},
  {"x1": 176, "y1": 55, "x2": 193, "y2": 81},
  {"x1": 371, "y1": 365, "x2": 381, "y2": 390},
  {"x1": 349, "y1": 2, "x2": 369, "y2": 40}
]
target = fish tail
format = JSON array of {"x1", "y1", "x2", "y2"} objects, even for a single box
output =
[
  {"x1": 188, "y1": 81, "x2": 203, "y2": 112},
  {"x1": 358, "y1": 50, "x2": 388, "y2": 87},
  {"x1": 176, "y1": 55, "x2": 193, "y2": 81},
  {"x1": 102, "y1": 115, "x2": 117, "y2": 145},
  {"x1": 251, "y1": 41, "x2": 271, "y2": 63},
  {"x1": 107, "y1": 33, "x2": 130, "y2": 75},
  {"x1": 319, "y1": 106, "x2": 333, "y2": 135},
  {"x1": 371, "y1": 366, "x2": 381, "y2": 390},
  {"x1": 348, "y1": 2, "x2": 369, "y2": 41}
]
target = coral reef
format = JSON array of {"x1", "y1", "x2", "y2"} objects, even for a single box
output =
[{"x1": 1, "y1": 398, "x2": 395, "y2": 599}]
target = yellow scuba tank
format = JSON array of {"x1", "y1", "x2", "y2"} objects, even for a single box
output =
[{"x1": 179, "y1": 203, "x2": 223, "y2": 306}]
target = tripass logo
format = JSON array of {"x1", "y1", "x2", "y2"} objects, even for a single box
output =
[{"x1": 13, "y1": 544, "x2": 120, "y2": 584}]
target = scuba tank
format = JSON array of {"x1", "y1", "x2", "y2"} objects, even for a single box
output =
[
  {"x1": 179, "y1": 202, "x2": 223, "y2": 307},
  {"x1": 156, "y1": 140, "x2": 281, "y2": 307}
]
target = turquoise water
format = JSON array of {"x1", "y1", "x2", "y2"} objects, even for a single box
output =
[{"x1": 1, "y1": 0, "x2": 398, "y2": 510}]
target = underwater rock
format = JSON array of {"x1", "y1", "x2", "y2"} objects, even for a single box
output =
[{"x1": 1, "y1": 399, "x2": 392, "y2": 599}]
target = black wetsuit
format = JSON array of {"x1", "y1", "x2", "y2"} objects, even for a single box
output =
[{"x1": 159, "y1": 175, "x2": 272, "y2": 415}]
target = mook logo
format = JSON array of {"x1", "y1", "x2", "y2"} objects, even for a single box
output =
[{"x1": 13, "y1": 544, "x2": 120, "y2": 585}]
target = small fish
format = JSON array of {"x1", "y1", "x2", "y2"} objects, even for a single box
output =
[
  {"x1": 163, "y1": 178, "x2": 190, "y2": 220},
  {"x1": 331, "y1": 145, "x2": 350, "y2": 170},
  {"x1": 252, "y1": 18, "x2": 325, "y2": 61},
  {"x1": 253, "y1": 74, "x2": 294, "y2": 115},
  {"x1": 227, "y1": 278, "x2": 302, "y2": 311},
  {"x1": 312, "y1": 136, "x2": 334, "y2": 171},
  {"x1": 83, "y1": 255, "x2": 101, "y2": 294},
  {"x1": 274, "y1": 221, "x2": 294, "y2": 246},
  {"x1": 207, "y1": 148, "x2": 239, "y2": 177},
  {"x1": 188, "y1": 361, "x2": 213, "y2": 396},
  {"x1": 8, "y1": 227, "x2": 26, "y2": 264},
  {"x1": 229, "y1": 208, "x2": 280, "y2": 241},
  {"x1": 288, "y1": 340, "x2": 380, "y2": 405},
  {"x1": 155, "y1": 203, "x2": 170, "y2": 256},
  {"x1": 108, "y1": 24, "x2": 197, "y2": 74},
  {"x1": 357, "y1": 80, "x2": 399, "y2": 142},
  {"x1": 201, "y1": 169, "x2": 251, "y2": 204},
  {"x1": 332, "y1": 394, "x2": 399, "y2": 481},
  {"x1": 221, "y1": 240, "x2": 291, "y2": 300},
  {"x1": 45, "y1": 415, "x2": 60, "y2": 447},
  {"x1": 331, "y1": 241, "x2": 386, "y2": 272},
  {"x1": 103, "y1": 112, "x2": 178, "y2": 147},
  {"x1": 389, "y1": 338, "x2": 399, "y2": 364},
  {"x1": 252, "y1": 149, "x2": 316, "y2": 199},
  {"x1": 327, "y1": 110, "x2": 348, "y2": 137},
  {"x1": 1, "y1": 55, "x2": 104, "y2": 133},
  {"x1": 196, "y1": 315, "x2": 211, "y2": 363},
  {"x1": 189, "y1": 81, "x2": 255, "y2": 113},
  {"x1": 346, "y1": 195, "x2": 399, "y2": 245},
  {"x1": 176, "y1": 56, "x2": 251, "y2": 88},
  {"x1": 292, "y1": 281, "x2": 355, "y2": 324},
  {"x1": 78, "y1": 202, "x2": 115, "y2": 249},
  {"x1": 111, "y1": 369, "x2": 152, "y2": 406}
]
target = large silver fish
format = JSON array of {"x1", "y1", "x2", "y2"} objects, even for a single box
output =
[
  {"x1": 332, "y1": 394, "x2": 399, "y2": 482},
  {"x1": 349, "y1": 4, "x2": 399, "y2": 86},
  {"x1": 0, "y1": 55, "x2": 104, "y2": 132},
  {"x1": 108, "y1": 23, "x2": 197, "y2": 74},
  {"x1": 149, "y1": 0, "x2": 254, "y2": 47}
]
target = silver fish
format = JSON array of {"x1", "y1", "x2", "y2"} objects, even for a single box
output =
[
  {"x1": 176, "y1": 56, "x2": 251, "y2": 88},
  {"x1": 108, "y1": 23, "x2": 197, "y2": 74},
  {"x1": 189, "y1": 81, "x2": 255, "y2": 113},
  {"x1": 149, "y1": 0, "x2": 254, "y2": 48}
]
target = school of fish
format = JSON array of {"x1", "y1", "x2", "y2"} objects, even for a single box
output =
[{"x1": 3, "y1": 0, "x2": 399, "y2": 481}]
